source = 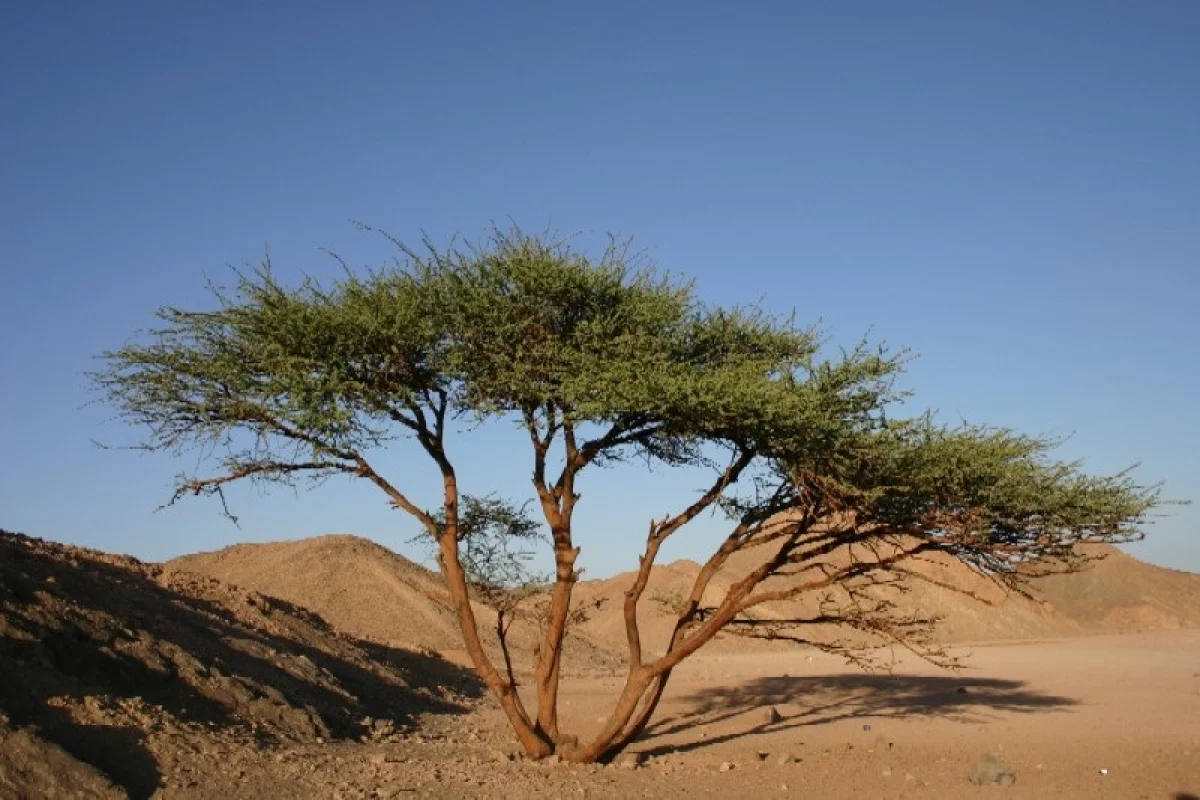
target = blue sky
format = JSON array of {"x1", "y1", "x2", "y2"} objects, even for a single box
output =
[{"x1": 1, "y1": 1, "x2": 1197, "y2": 577}]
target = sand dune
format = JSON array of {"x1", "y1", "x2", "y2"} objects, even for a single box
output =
[
  {"x1": 168, "y1": 534, "x2": 624, "y2": 675},
  {"x1": 170, "y1": 534, "x2": 1200, "y2": 667}
]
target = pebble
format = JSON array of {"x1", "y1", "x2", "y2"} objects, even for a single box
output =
[
  {"x1": 970, "y1": 754, "x2": 1017, "y2": 787},
  {"x1": 759, "y1": 706, "x2": 784, "y2": 725}
]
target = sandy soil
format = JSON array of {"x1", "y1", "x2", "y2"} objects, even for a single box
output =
[
  {"x1": 5, "y1": 530, "x2": 1200, "y2": 799},
  {"x1": 530, "y1": 632, "x2": 1200, "y2": 799}
]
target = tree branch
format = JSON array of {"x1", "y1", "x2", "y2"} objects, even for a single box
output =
[
  {"x1": 350, "y1": 454, "x2": 439, "y2": 536},
  {"x1": 170, "y1": 460, "x2": 355, "y2": 504},
  {"x1": 623, "y1": 447, "x2": 755, "y2": 668}
]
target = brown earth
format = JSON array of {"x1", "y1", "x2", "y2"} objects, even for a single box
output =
[
  {"x1": 570, "y1": 540, "x2": 1200, "y2": 658},
  {"x1": 167, "y1": 535, "x2": 623, "y2": 676},
  {"x1": 170, "y1": 535, "x2": 1200, "y2": 670},
  {"x1": 0, "y1": 530, "x2": 482, "y2": 799},
  {"x1": 1035, "y1": 544, "x2": 1200, "y2": 631},
  {"x1": 4, "y1": 529, "x2": 1200, "y2": 798}
]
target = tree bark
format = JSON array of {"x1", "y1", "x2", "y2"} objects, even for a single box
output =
[
  {"x1": 437, "y1": 530, "x2": 550, "y2": 756},
  {"x1": 534, "y1": 540, "x2": 579, "y2": 740},
  {"x1": 433, "y1": 463, "x2": 552, "y2": 757},
  {"x1": 565, "y1": 669, "x2": 653, "y2": 762}
]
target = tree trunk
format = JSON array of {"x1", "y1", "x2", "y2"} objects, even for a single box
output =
[
  {"x1": 437, "y1": 524, "x2": 552, "y2": 758},
  {"x1": 534, "y1": 543, "x2": 578, "y2": 740},
  {"x1": 602, "y1": 670, "x2": 672, "y2": 756},
  {"x1": 564, "y1": 669, "x2": 653, "y2": 763}
]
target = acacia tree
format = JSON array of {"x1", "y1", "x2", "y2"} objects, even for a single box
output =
[{"x1": 95, "y1": 227, "x2": 1158, "y2": 762}]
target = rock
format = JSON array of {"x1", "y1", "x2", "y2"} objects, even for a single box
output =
[
  {"x1": 545, "y1": 754, "x2": 561, "y2": 766},
  {"x1": 759, "y1": 705, "x2": 784, "y2": 725},
  {"x1": 777, "y1": 754, "x2": 795, "y2": 765},
  {"x1": 970, "y1": 754, "x2": 1017, "y2": 787},
  {"x1": 616, "y1": 753, "x2": 641, "y2": 770},
  {"x1": 719, "y1": 761, "x2": 736, "y2": 772},
  {"x1": 491, "y1": 749, "x2": 513, "y2": 763}
]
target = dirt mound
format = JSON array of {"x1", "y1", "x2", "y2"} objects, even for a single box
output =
[
  {"x1": 166, "y1": 532, "x2": 1200, "y2": 677},
  {"x1": 572, "y1": 542, "x2": 1200, "y2": 657},
  {"x1": 0, "y1": 530, "x2": 481, "y2": 798},
  {"x1": 169, "y1": 535, "x2": 466, "y2": 654},
  {"x1": 1035, "y1": 544, "x2": 1200, "y2": 631},
  {"x1": 570, "y1": 553, "x2": 1069, "y2": 658},
  {"x1": 168, "y1": 535, "x2": 624, "y2": 676},
  {"x1": 0, "y1": 713, "x2": 124, "y2": 799}
]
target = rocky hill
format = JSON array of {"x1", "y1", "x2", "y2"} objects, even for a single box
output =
[
  {"x1": 170, "y1": 534, "x2": 1200, "y2": 665},
  {"x1": 168, "y1": 535, "x2": 624, "y2": 676},
  {"x1": 0, "y1": 530, "x2": 480, "y2": 798}
]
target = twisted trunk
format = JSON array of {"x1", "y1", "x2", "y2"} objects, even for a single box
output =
[
  {"x1": 437, "y1": 529, "x2": 551, "y2": 757},
  {"x1": 534, "y1": 540, "x2": 579, "y2": 740},
  {"x1": 435, "y1": 472, "x2": 552, "y2": 758}
]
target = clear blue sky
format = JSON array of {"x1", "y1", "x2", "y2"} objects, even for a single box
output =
[{"x1": 2, "y1": 1, "x2": 1197, "y2": 577}]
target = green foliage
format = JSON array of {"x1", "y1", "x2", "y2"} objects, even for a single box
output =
[
  {"x1": 94, "y1": 222, "x2": 1169, "y2": 762},
  {"x1": 94, "y1": 222, "x2": 1160, "y2": 585},
  {"x1": 426, "y1": 494, "x2": 546, "y2": 594},
  {"x1": 771, "y1": 413, "x2": 1158, "y2": 555}
]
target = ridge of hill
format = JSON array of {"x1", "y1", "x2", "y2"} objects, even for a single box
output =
[
  {"x1": 570, "y1": 551, "x2": 1072, "y2": 656},
  {"x1": 168, "y1": 534, "x2": 1200, "y2": 668},
  {"x1": 0, "y1": 530, "x2": 480, "y2": 798},
  {"x1": 167, "y1": 535, "x2": 624, "y2": 675},
  {"x1": 168, "y1": 535, "x2": 466, "y2": 654},
  {"x1": 1035, "y1": 544, "x2": 1200, "y2": 631},
  {"x1": 574, "y1": 542, "x2": 1200, "y2": 655}
]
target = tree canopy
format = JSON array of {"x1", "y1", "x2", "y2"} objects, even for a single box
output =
[{"x1": 95, "y1": 225, "x2": 1159, "y2": 762}]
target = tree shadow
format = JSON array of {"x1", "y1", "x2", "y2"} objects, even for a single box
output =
[
  {"x1": 639, "y1": 673, "x2": 1079, "y2": 757},
  {"x1": 0, "y1": 530, "x2": 483, "y2": 799}
]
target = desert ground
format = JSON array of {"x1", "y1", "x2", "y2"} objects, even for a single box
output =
[{"x1": 3, "y1": 530, "x2": 1199, "y2": 799}]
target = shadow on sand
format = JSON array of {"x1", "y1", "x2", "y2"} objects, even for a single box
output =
[
  {"x1": 0, "y1": 530, "x2": 483, "y2": 799},
  {"x1": 639, "y1": 672, "x2": 1079, "y2": 757}
]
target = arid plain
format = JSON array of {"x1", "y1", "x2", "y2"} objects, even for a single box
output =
[{"x1": 3, "y1": 531, "x2": 1199, "y2": 798}]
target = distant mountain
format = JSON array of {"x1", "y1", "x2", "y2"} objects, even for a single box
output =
[
  {"x1": 167, "y1": 534, "x2": 623, "y2": 675},
  {"x1": 169, "y1": 534, "x2": 1200, "y2": 667}
]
